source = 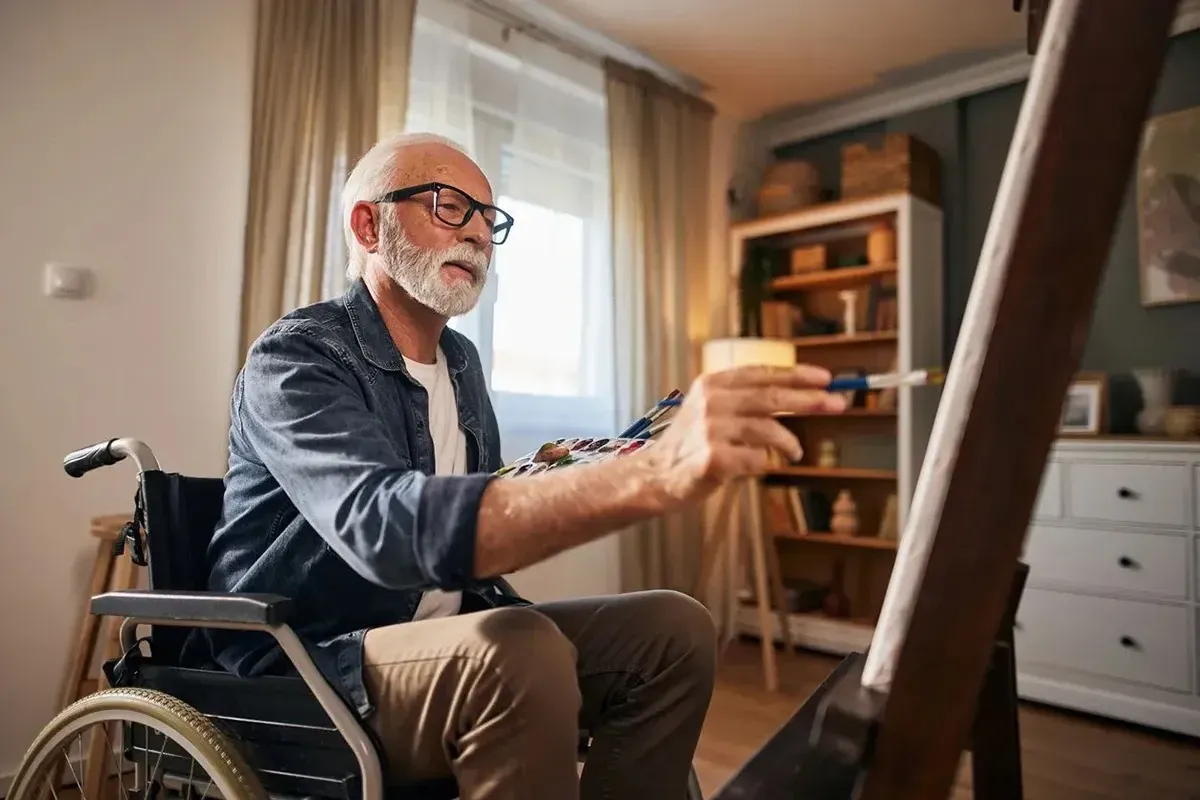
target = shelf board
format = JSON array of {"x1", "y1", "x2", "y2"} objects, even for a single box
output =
[
  {"x1": 730, "y1": 192, "x2": 911, "y2": 241},
  {"x1": 789, "y1": 330, "x2": 898, "y2": 348},
  {"x1": 774, "y1": 530, "x2": 899, "y2": 550},
  {"x1": 769, "y1": 263, "x2": 896, "y2": 293},
  {"x1": 735, "y1": 607, "x2": 874, "y2": 656},
  {"x1": 768, "y1": 466, "x2": 897, "y2": 480}
]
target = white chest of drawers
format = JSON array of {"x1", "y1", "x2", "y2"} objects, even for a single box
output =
[{"x1": 1017, "y1": 439, "x2": 1200, "y2": 737}]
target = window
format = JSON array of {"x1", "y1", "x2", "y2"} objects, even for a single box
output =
[{"x1": 405, "y1": 0, "x2": 616, "y2": 452}]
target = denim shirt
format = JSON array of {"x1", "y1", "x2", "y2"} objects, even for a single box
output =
[{"x1": 187, "y1": 278, "x2": 527, "y2": 718}]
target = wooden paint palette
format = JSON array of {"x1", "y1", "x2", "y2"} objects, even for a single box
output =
[{"x1": 494, "y1": 436, "x2": 652, "y2": 478}]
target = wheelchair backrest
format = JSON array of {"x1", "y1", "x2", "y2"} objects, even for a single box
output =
[{"x1": 137, "y1": 470, "x2": 226, "y2": 664}]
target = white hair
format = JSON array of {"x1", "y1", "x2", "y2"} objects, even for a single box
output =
[{"x1": 341, "y1": 131, "x2": 473, "y2": 280}]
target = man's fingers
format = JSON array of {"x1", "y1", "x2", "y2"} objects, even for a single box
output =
[
  {"x1": 710, "y1": 386, "x2": 845, "y2": 417},
  {"x1": 702, "y1": 363, "x2": 833, "y2": 389},
  {"x1": 713, "y1": 444, "x2": 773, "y2": 479},
  {"x1": 714, "y1": 416, "x2": 803, "y2": 462}
]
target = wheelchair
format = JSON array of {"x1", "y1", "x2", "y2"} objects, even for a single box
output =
[{"x1": 10, "y1": 438, "x2": 706, "y2": 800}]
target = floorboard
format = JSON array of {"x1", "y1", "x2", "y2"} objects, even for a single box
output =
[{"x1": 695, "y1": 640, "x2": 1200, "y2": 800}]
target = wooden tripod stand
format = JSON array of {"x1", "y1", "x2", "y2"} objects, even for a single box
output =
[{"x1": 694, "y1": 477, "x2": 796, "y2": 691}]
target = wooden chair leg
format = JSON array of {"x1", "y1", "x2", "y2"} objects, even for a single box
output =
[
  {"x1": 83, "y1": 548, "x2": 138, "y2": 800},
  {"x1": 58, "y1": 538, "x2": 115, "y2": 710}
]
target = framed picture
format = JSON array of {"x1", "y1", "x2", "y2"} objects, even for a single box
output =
[
  {"x1": 1137, "y1": 105, "x2": 1200, "y2": 306},
  {"x1": 1059, "y1": 373, "x2": 1107, "y2": 436}
]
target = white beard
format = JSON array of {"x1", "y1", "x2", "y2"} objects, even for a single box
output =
[{"x1": 379, "y1": 213, "x2": 490, "y2": 317}]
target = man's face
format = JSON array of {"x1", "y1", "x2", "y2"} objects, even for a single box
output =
[{"x1": 374, "y1": 146, "x2": 496, "y2": 318}]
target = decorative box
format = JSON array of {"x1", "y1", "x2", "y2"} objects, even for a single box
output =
[{"x1": 840, "y1": 133, "x2": 941, "y2": 206}]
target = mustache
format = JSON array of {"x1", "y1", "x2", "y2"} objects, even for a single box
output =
[{"x1": 436, "y1": 243, "x2": 490, "y2": 280}]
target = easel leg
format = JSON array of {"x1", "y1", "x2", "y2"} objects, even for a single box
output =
[
  {"x1": 971, "y1": 564, "x2": 1028, "y2": 800},
  {"x1": 971, "y1": 636, "x2": 1024, "y2": 800}
]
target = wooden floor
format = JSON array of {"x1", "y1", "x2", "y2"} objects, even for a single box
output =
[{"x1": 695, "y1": 640, "x2": 1200, "y2": 800}]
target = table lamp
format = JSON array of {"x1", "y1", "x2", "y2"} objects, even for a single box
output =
[
  {"x1": 701, "y1": 337, "x2": 796, "y2": 374},
  {"x1": 695, "y1": 336, "x2": 798, "y2": 691}
]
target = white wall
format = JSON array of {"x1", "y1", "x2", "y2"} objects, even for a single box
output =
[{"x1": 0, "y1": 0, "x2": 254, "y2": 778}]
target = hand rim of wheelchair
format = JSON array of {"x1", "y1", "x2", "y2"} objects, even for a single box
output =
[
  {"x1": 8, "y1": 686, "x2": 268, "y2": 800},
  {"x1": 47, "y1": 437, "x2": 707, "y2": 800}
]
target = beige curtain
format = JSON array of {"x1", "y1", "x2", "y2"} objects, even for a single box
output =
[
  {"x1": 238, "y1": 0, "x2": 416, "y2": 358},
  {"x1": 605, "y1": 59, "x2": 717, "y2": 594}
]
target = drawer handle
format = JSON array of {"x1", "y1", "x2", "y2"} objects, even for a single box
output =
[
  {"x1": 1119, "y1": 635, "x2": 1139, "y2": 650},
  {"x1": 1116, "y1": 486, "x2": 1138, "y2": 499},
  {"x1": 1117, "y1": 555, "x2": 1139, "y2": 569}
]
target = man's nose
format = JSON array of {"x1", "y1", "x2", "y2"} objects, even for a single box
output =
[{"x1": 458, "y1": 212, "x2": 491, "y2": 247}]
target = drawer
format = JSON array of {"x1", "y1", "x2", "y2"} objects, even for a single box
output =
[
  {"x1": 1014, "y1": 588, "x2": 1192, "y2": 693},
  {"x1": 1022, "y1": 524, "x2": 1189, "y2": 600},
  {"x1": 1068, "y1": 461, "x2": 1189, "y2": 528},
  {"x1": 1033, "y1": 461, "x2": 1064, "y2": 519}
]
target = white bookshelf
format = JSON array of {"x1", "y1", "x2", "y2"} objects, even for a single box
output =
[{"x1": 727, "y1": 191, "x2": 944, "y2": 655}]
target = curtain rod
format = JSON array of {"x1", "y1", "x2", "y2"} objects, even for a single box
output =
[
  {"x1": 439, "y1": 0, "x2": 707, "y2": 96},
  {"x1": 448, "y1": 0, "x2": 605, "y2": 65}
]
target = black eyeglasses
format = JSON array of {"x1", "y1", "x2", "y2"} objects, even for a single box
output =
[{"x1": 375, "y1": 182, "x2": 514, "y2": 245}]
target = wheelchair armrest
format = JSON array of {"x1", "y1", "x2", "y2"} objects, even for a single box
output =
[{"x1": 91, "y1": 589, "x2": 293, "y2": 627}]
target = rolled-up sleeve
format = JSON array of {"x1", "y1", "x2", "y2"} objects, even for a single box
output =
[{"x1": 235, "y1": 324, "x2": 493, "y2": 590}]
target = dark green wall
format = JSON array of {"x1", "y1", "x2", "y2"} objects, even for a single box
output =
[{"x1": 773, "y1": 30, "x2": 1200, "y2": 428}]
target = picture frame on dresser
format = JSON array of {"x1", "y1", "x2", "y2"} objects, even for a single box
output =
[{"x1": 1058, "y1": 372, "x2": 1107, "y2": 436}]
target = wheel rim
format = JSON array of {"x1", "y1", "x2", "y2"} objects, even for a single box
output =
[{"x1": 10, "y1": 690, "x2": 263, "y2": 800}]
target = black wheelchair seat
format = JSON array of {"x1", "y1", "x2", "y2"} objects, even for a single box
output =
[{"x1": 123, "y1": 661, "x2": 459, "y2": 800}]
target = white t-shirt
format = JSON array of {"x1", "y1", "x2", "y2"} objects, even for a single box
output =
[{"x1": 404, "y1": 347, "x2": 468, "y2": 620}]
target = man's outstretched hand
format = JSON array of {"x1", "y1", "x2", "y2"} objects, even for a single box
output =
[
  {"x1": 640, "y1": 364, "x2": 845, "y2": 507},
  {"x1": 473, "y1": 363, "x2": 843, "y2": 579}
]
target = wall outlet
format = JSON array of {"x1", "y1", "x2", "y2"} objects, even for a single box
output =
[{"x1": 43, "y1": 262, "x2": 91, "y2": 299}]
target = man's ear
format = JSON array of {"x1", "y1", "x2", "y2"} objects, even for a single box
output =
[{"x1": 350, "y1": 202, "x2": 380, "y2": 252}]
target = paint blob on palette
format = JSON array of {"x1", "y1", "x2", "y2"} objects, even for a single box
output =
[{"x1": 494, "y1": 437, "x2": 652, "y2": 478}]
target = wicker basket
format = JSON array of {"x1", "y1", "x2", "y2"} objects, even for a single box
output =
[{"x1": 756, "y1": 159, "x2": 822, "y2": 216}]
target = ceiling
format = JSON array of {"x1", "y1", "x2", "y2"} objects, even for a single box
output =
[{"x1": 531, "y1": 0, "x2": 1030, "y2": 118}]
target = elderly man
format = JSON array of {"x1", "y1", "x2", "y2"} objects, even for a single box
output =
[{"x1": 196, "y1": 132, "x2": 843, "y2": 799}]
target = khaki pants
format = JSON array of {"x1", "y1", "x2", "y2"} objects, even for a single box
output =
[{"x1": 361, "y1": 589, "x2": 717, "y2": 800}]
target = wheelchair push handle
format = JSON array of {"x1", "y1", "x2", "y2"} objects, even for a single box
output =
[{"x1": 63, "y1": 437, "x2": 160, "y2": 477}]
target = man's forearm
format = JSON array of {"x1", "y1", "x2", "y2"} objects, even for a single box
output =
[{"x1": 473, "y1": 452, "x2": 669, "y2": 578}]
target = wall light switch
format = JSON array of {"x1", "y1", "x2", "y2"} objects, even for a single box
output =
[{"x1": 43, "y1": 262, "x2": 91, "y2": 299}]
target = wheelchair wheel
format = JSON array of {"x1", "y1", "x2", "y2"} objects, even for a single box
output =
[{"x1": 8, "y1": 687, "x2": 266, "y2": 800}]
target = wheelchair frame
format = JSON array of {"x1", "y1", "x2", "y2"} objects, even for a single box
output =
[
  {"x1": 75, "y1": 437, "x2": 388, "y2": 800},
  {"x1": 55, "y1": 437, "x2": 705, "y2": 800}
]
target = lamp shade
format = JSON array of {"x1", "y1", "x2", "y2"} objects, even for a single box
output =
[{"x1": 701, "y1": 337, "x2": 797, "y2": 374}]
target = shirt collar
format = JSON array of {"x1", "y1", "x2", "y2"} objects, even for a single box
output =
[{"x1": 344, "y1": 278, "x2": 470, "y2": 377}]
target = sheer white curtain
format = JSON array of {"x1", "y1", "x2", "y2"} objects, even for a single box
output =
[{"x1": 405, "y1": 0, "x2": 617, "y2": 462}]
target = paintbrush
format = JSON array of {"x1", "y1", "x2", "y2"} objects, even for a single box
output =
[
  {"x1": 826, "y1": 367, "x2": 946, "y2": 392},
  {"x1": 618, "y1": 389, "x2": 683, "y2": 439},
  {"x1": 651, "y1": 368, "x2": 946, "y2": 411}
]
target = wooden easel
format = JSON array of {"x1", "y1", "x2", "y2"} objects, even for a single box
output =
[
  {"x1": 713, "y1": 563, "x2": 1029, "y2": 800},
  {"x1": 710, "y1": 1, "x2": 1182, "y2": 797},
  {"x1": 58, "y1": 514, "x2": 140, "y2": 800},
  {"x1": 694, "y1": 477, "x2": 795, "y2": 691}
]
